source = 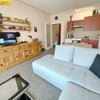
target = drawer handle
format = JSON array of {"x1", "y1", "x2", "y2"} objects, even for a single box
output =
[
  {"x1": 4, "y1": 50, "x2": 7, "y2": 52},
  {"x1": 25, "y1": 55, "x2": 28, "y2": 57},
  {"x1": 25, "y1": 50, "x2": 28, "y2": 52},
  {"x1": 0, "y1": 64, "x2": 3, "y2": 66}
]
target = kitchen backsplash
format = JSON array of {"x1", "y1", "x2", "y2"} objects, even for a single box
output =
[{"x1": 73, "y1": 28, "x2": 100, "y2": 39}]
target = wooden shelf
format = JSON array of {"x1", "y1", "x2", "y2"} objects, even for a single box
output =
[
  {"x1": 2, "y1": 19, "x2": 30, "y2": 24},
  {"x1": 3, "y1": 28, "x2": 31, "y2": 31},
  {"x1": 2, "y1": 24, "x2": 31, "y2": 31},
  {"x1": 2, "y1": 24, "x2": 29, "y2": 27},
  {"x1": 0, "y1": 16, "x2": 31, "y2": 31}
]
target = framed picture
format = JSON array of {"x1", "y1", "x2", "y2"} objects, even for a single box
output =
[{"x1": 34, "y1": 27, "x2": 37, "y2": 32}]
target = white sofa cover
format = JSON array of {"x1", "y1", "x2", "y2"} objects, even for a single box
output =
[
  {"x1": 54, "y1": 45, "x2": 75, "y2": 62},
  {"x1": 73, "y1": 46, "x2": 100, "y2": 68},
  {"x1": 59, "y1": 82, "x2": 100, "y2": 100},
  {"x1": 32, "y1": 46, "x2": 100, "y2": 100},
  {"x1": 32, "y1": 54, "x2": 100, "y2": 94}
]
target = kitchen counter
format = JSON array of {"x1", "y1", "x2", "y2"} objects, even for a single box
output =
[{"x1": 65, "y1": 38, "x2": 81, "y2": 43}]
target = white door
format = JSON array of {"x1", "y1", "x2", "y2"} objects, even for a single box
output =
[{"x1": 45, "y1": 23, "x2": 53, "y2": 50}]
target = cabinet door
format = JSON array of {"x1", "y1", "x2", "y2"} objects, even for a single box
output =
[
  {"x1": 24, "y1": 44, "x2": 33, "y2": 57},
  {"x1": 34, "y1": 45, "x2": 41, "y2": 57},
  {"x1": 84, "y1": 15, "x2": 100, "y2": 30},
  {"x1": 14, "y1": 50, "x2": 25, "y2": 62},
  {"x1": 73, "y1": 20, "x2": 84, "y2": 27},
  {"x1": 2, "y1": 52, "x2": 15, "y2": 68},
  {"x1": 0, "y1": 56, "x2": 5, "y2": 72},
  {"x1": 0, "y1": 48, "x2": 15, "y2": 69},
  {"x1": 13, "y1": 45, "x2": 25, "y2": 62},
  {"x1": 24, "y1": 48, "x2": 30, "y2": 58},
  {"x1": 28, "y1": 48, "x2": 34, "y2": 57},
  {"x1": 67, "y1": 21, "x2": 73, "y2": 32}
]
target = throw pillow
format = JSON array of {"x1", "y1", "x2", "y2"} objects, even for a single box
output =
[{"x1": 89, "y1": 54, "x2": 100, "y2": 78}]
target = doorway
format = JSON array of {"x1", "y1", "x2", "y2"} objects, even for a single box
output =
[
  {"x1": 45, "y1": 23, "x2": 61, "y2": 50},
  {"x1": 45, "y1": 23, "x2": 53, "y2": 50},
  {"x1": 52, "y1": 24, "x2": 61, "y2": 47}
]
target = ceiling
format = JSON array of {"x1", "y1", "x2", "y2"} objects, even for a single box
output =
[{"x1": 19, "y1": 0, "x2": 100, "y2": 14}]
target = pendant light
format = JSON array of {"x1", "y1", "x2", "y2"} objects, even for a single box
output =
[{"x1": 0, "y1": 0, "x2": 12, "y2": 5}]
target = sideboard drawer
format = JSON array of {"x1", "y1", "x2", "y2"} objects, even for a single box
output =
[{"x1": 0, "y1": 48, "x2": 12, "y2": 54}]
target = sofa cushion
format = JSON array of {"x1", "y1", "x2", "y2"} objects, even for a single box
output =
[
  {"x1": 32, "y1": 54, "x2": 74, "y2": 90},
  {"x1": 54, "y1": 45, "x2": 75, "y2": 62},
  {"x1": 32, "y1": 54, "x2": 100, "y2": 94},
  {"x1": 70, "y1": 64, "x2": 100, "y2": 94},
  {"x1": 59, "y1": 82, "x2": 100, "y2": 100},
  {"x1": 73, "y1": 47, "x2": 100, "y2": 68},
  {"x1": 89, "y1": 54, "x2": 100, "y2": 78}
]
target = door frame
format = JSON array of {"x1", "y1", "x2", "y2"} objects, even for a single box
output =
[
  {"x1": 53, "y1": 23, "x2": 61, "y2": 45},
  {"x1": 51, "y1": 22, "x2": 62, "y2": 45},
  {"x1": 44, "y1": 22, "x2": 53, "y2": 50}
]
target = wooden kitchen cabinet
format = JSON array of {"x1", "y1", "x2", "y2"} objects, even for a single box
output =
[
  {"x1": 67, "y1": 20, "x2": 84, "y2": 32},
  {"x1": 84, "y1": 15, "x2": 100, "y2": 30},
  {"x1": 67, "y1": 21, "x2": 73, "y2": 32},
  {"x1": 67, "y1": 15, "x2": 100, "y2": 31},
  {"x1": 81, "y1": 38, "x2": 99, "y2": 48},
  {"x1": 73, "y1": 20, "x2": 84, "y2": 28}
]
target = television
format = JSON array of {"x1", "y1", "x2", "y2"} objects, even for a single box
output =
[{"x1": 0, "y1": 32, "x2": 17, "y2": 45}]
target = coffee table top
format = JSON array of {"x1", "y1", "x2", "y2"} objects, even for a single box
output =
[{"x1": 0, "y1": 74, "x2": 30, "y2": 100}]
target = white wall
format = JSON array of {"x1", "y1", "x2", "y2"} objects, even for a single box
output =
[
  {"x1": 1, "y1": 1, "x2": 100, "y2": 47},
  {"x1": 50, "y1": 12, "x2": 67, "y2": 44},
  {"x1": 50, "y1": 4, "x2": 100, "y2": 43},
  {"x1": 0, "y1": 0, "x2": 50, "y2": 47}
]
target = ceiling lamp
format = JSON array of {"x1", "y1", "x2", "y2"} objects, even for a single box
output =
[{"x1": 0, "y1": 0, "x2": 12, "y2": 5}]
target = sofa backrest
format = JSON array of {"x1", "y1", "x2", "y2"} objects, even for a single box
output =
[
  {"x1": 54, "y1": 45, "x2": 75, "y2": 62},
  {"x1": 73, "y1": 46, "x2": 100, "y2": 68},
  {"x1": 54, "y1": 45, "x2": 100, "y2": 68}
]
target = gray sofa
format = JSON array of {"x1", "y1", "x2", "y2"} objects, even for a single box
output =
[{"x1": 32, "y1": 45, "x2": 100, "y2": 100}]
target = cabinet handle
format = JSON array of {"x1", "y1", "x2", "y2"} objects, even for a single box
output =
[
  {"x1": 4, "y1": 50, "x2": 7, "y2": 52},
  {"x1": 25, "y1": 55, "x2": 28, "y2": 57},
  {"x1": 0, "y1": 64, "x2": 3, "y2": 66},
  {"x1": 25, "y1": 50, "x2": 27, "y2": 52}
]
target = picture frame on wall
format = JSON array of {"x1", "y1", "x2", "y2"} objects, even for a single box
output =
[{"x1": 34, "y1": 27, "x2": 37, "y2": 32}]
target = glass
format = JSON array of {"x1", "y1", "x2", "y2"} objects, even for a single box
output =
[{"x1": 0, "y1": 74, "x2": 30, "y2": 100}]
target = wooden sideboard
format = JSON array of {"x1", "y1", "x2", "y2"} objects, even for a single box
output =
[{"x1": 0, "y1": 42, "x2": 41, "y2": 72}]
